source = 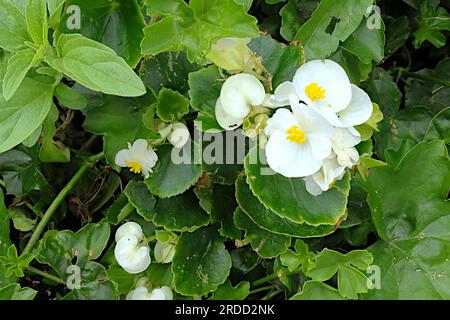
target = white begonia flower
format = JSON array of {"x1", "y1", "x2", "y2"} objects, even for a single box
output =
[
  {"x1": 206, "y1": 37, "x2": 256, "y2": 73},
  {"x1": 264, "y1": 101, "x2": 334, "y2": 178},
  {"x1": 115, "y1": 139, "x2": 158, "y2": 179},
  {"x1": 167, "y1": 122, "x2": 190, "y2": 148},
  {"x1": 114, "y1": 222, "x2": 151, "y2": 274},
  {"x1": 274, "y1": 60, "x2": 373, "y2": 128},
  {"x1": 126, "y1": 286, "x2": 173, "y2": 300},
  {"x1": 215, "y1": 73, "x2": 266, "y2": 130},
  {"x1": 304, "y1": 156, "x2": 346, "y2": 196},
  {"x1": 154, "y1": 241, "x2": 176, "y2": 264}
]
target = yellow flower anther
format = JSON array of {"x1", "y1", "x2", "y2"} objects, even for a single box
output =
[
  {"x1": 126, "y1": 161, "x2": 143, "y2": 174},
  {"x1": 286, "y1": 125, "x2": 307, "y2": 144},
  {"x1": 305, "y1": 82, "x2": 326, "y2": 102}
]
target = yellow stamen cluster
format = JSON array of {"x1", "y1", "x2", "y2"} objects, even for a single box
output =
[
  {"x1": 286, "y1": 125, "x2": 307, "y2": 144},
  {"x1": 305, "y1": 82, "x2": 326, "y2": 102},
  {"x1": 126, "y1": 161, "x2": 143, "y2": 174}
]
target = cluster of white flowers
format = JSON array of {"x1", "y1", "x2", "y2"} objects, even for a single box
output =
[
  {"x1": 216, "y1": 59, "x2": 373, "y2": 196},
  {"x1": 114, "y1": 222, "x2": 151, "y2": 274}
]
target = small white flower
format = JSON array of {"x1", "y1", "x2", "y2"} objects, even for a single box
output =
[
  {"x1": 304, "y1": 156, "x2": 346, "y2": 196},
  {"x1": 206, "y1": 37, "x2": 256, "y2": 73},
  {"x1": 331, "y1": 128, "x2": 361, "y2": 168},
  {"x1": 264, "y1": 102, "x2": 334, "y2": 178},
  {"x1": 114, "y1": 222, "x2": 151, "y2": 274},
  {"x1": 154, "y1": 241, "x2": 176, "y2": 264},
  {"x1": 168, "y1": 122, "x2": 190, "y2": 148},
  {"x1": 115, "y1": 139, "x2": 158, "y2": 179},
  {"x1": 215, "y1": 73, "x2": 266, "y2": 130},
  {"x1": 126, "y1": 286, "x2": 173, "y2": 300}
]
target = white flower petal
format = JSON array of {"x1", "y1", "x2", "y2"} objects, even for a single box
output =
[
  {"x1": 292, "y1": 60, "x2": 352, "y2": 112},
  {"x1": 307, "y1": 134, "x2": 332, "y2": 160},
  {"x1": 130, "y1": 139, "x2": 149, "y2": 159},
  {"x1": 304, "y1": 176, "x2": 324, "y2": 196},
  {"x1": 154, "y1": 241, "x2": 176, "y2": 264},
  {"x1": 168, "y1": 122, "x2": 190, "y2": 148},
  {"x1": 312, "y1": 157, "x2": 345, "y2": 192},
  {"x1": 265, "y1": 131, "x2": 322, "y2": 177},
  {"x1": 160, "y1": 286, "x2": 174, "y2": 300},
  {"x1": 332, "y1": 128, "x2": 361, "y2": 148},
  {"x1": 115, "y1": 222, "x2": 144, "y2": 242},
  {"x1": 115, "y1": 149, "x2": 132, "y2": 167},
  {"x1": 292, "y1": 103, "x2": 333, "y2": 137},
  {"x1": 215, "y1": 98, "x2": 244, "y2": 130},
  {"x1": 337, "y1": 85, "x2": 373, "y2": 127},
  {"x1": 115, "y1": 236, "x2": 151, "y2": 274},
  {"x1": 220, "y1": 73, "x2": 266, "y2": 118},
  {"x1": 265, "y1": 108, "x2": 297, "y2": 137},
  {"x1": 126, "y1": 287, "x2": 150, "y2": 300},
  {"x1": 269, "y1": 81, "x2": 297, "y2": 106}
]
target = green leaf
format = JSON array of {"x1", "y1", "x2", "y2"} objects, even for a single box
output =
[
  {"x1": 293, "y1": 0, "x2": 374, "y2": 59},
  {"x1": 141, "y1": 0, "x2": 259, "y2": 64},
  {"x1": 425, "y1": 107, "x2": 450, "y2": 144},
  {"x1": 107, "y1": 265, "x2": 138, "y2": 295},
  {"x1": 0, "y1": 0, "x2": 31, "y2": 52},
  {"x1": 244, "y1": 147, "x2": 351, "y2": 226},
  {"x1": 25, "y1": 0, "x2": 48, "y2": 45},
  {"x1": 340, "y1": 17, "x2": 385, "y2": 64},
  {"x1": 38, "y1": 223, "x2": 118, "y2": 300},
  {"x1": 235, "y1": 176, "x2": 336, "y2": 237},
  {"x1": 331, "y1": 49, "x2": 372, "y2": 85},
  {"x1": 210, "y1": 279, "x2": 250, "y2": 300},
  {"x1": 39, "y1": 104, "x2": 71, "y2": 163},
  {"x1": 0, "y1": 245, "x2": 33, "y2": 278},
  {"x1": 280, "y1": 0, "x2": 319, "y2": 42},
  {"x1": 153, "y1": 191, "x2": 210, "y2": 232},
  {"x1": 413, "y1": 0, "x2": 450, "y2": 49},
  {"x1": 156, "y1": 88, "x2": 189, "y2": 122},
  {"x1": 45, "y1": 34, "x2": 146, "y2": 97},
  {"x1": 364, "y1": 141, "x2": 450, "y2": 299},
  {"x1": 248, "y1": 35, "x2": 303, "y2": 89},
  {"x1": 0, "y1": 283, "x2": 37, "y2": 300},
  {"x1": 307, "y1": 249, "x2": 373, "y2": 299},
  {"x1": 54, "y1": 83, "x2": 87, "y2": 110},
  {"x1": 280, "y1": 239, "x2": 314, "y2": 273},
  {"x1": 0, "y1": 189, "x2": 16, "y2": 288},
  {"x1": 146, "y1": 143, "x2": 203, "y2": 198},
  {"x1": 0, "y1": 77, "x2": 53, "y2": 153},
  {"x1": 0, "y1": 146, "x2": 47, "y2": 197},
  {"x1": 59, "y1": 0, "x2": 145, "y2": 67},
  {"x1": 2, "y1": 48, "x2": 40, "y2": 101},
  {"x1": 146, "y1": 263, "x2": 173, "y2": 288},
  {"x1": 83, "y1": 94, "x2": 159, "y2": 168},
  {"x1": 124, "y1": 180, "x2": 156, "y2": 222},
  {"x1": 290, "y1": 281, "x2": 344, "y2": 300},
  {"x1": 188, "y1": 65, "x2": 223, "y2": 132},
  {"x1": 405, "y1": 58, "x2": 450, "y2": 114},
  {"x1": 210, "y1": 184, "x2": 242, "y2": 239},
  {"x1": 172, "y1": 227, "x2": 231, "y2": 296},
  {"x1": 385, "y1": 16, "x2": 410, "y2": 57},
  {"x1": 9, "y1": 208, "x2": 36, "y2": 232},
  {"x1": 234, "y1": 207, "x2": 290, "y2": 259}
]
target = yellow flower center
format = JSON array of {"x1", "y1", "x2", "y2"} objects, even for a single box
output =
[
  {"x1": 126, "y1": 160, "x2": 142, "y2": 174},
  {"x1": 305, "y1": 82, "x2": 326, "y2": 102},
  {"x1": 286, "y1": 125, "x2": 307, "y2": 144}
]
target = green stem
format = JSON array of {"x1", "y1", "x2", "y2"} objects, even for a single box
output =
[
  {"x1": 26, "y1": 203, "x2": 44, "y2": 219},
  {"x1": 249, "y1": 285, "x2": 274, "y2": 295},
  {"x1": 21, "y1": 152, "x2": 104, "y2": 256},
  {"x1": 27, "y1": 266, "x2": 65, "y2": 285},
  {"x1": 116, "y1": 202, "x2": 135, "y2": 224},
  {"x1": 0, "y1": 178, "x2": 5, "y2": 188},
  {"x1": 251, "y1": 271, "x2": 299, "y2": 287},
  {"x1": 262, "y1": 289, "x2": 283, "y2": 300},
  {"x1": 398, "y1": 69, "x2": 450, "y2": 87}
]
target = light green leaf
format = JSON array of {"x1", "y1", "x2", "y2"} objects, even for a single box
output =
[
  {"x1": 2, "y1": 48, "x2": 40, "y2": 101},
  {"x1": 9, "y1": 208, "x2": 36, "y2": 232},
  {"x1": 0, "y1": 283, "x2": 37, "y2": 300},
  {"x1": 153, "y1": 191, "x2": 210, "y2": 232},
  {"x1": 210, "y1": 279, "x2": 250, "y2": 300},
  {"x1": 244, "y1": 147, "x2": 351, "y2": 225},
  {"x1": 413, "y1": 0, "x2": 450, "y2": 49},
  {"x1": 0, "y1": 77, "x2": 53, "y2": 154},
  {"x1": 290, "y1": 281, "x2": 344, "y2": 300},
  {"x1": 146, "y1": 143, "x2": 203, "y2": 198},
  {"x1": 294, "y1": 0, "x2": 374, "y2": 59},
  {"x1": 146, "y1": 263, "x2": 173, "y2": 288},
  {"x1": 172, "y1": 227, "x2": 231, "y2": 296},
  {"x1": 364, "y1": 141, "x2": 450, "y2": 299},
  {"x1": 46, "y1": 34, "x2": 146, "y2": 97},
  {"x1": 156, "y1": 88, "x2": 189, "y2": 122},
  {"x1": 54, "y1": 82, "x2": 87, "y2": 110},
  {"x1": 25, "y1": 0, "x2": 48, "y2": 45},
  {"x1": 234, "y1": 207, "x2": 290, "y2": 259},
  {"x1": 142, "y1": 0, "x2": 259, "y2": 64},
  {"x1": 0, "y1": 0, "x2": 31, "y2": 52}
]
